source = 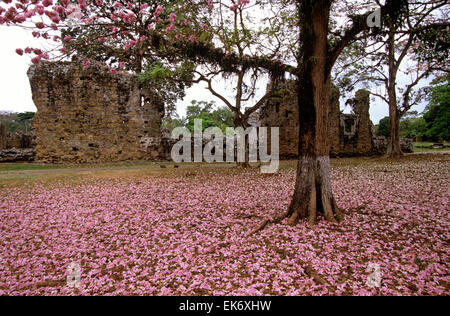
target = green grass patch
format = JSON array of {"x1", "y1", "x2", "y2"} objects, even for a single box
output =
[
  {"x1": 0, "y1": 163, "x2": 64, "y2": 172},
  {"x1": 413, "y1": 142, "x2": 449, "y2": 153}
]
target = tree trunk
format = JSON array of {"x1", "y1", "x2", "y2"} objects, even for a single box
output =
[
  {"x1": 386, "y1": 106, "x2": 403, "y2": 157},
  {"x1": 235, "y1": 117, "x2": 251, "y2": 169},
  {"x1": 386, "y1": 28, "x2": 403, "y2": 158},
  {"x1": 287, "y1": 0, "x2": 342, "y2": 225},
  {"x1": 238, "y1": 134, "x2": 251, "y2": 168}
]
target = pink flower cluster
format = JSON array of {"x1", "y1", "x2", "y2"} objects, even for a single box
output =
[
  {"x1": 0, "y1": 0, "x2": 197, "y2": 69},
  {"x1": 230, "y1": 0, "x2": 250, "y2": 11},
  {"x1": 0, "y1": 157, "x2": 448, "y2": 296}
]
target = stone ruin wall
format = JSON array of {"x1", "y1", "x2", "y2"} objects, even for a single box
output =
[
  {"x1": 259, "y1": 81, "x2": 300, "y2": 159},
  {"x1": 28, "y1": 61, "x2": 169, "y2": 163},
  {"x1": 335, "y1": 89, "x2": 375, "y2": 157},
  {"x1": 5, "y1": 132, "x2": 32, "y2": 149},
  {"x1": 260, "y1": 80, "x2": 403, "y2": 158},
  {"x1": 20, "y1": 64, "x2": 412, "y2": 163},
  {"x1": 0, "y1": 122, "x2": 35, "y2": 162}
]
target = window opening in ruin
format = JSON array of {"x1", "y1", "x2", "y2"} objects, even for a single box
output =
[{"x1": 344, "y1": 120, "x2": 353, "y2": 134}]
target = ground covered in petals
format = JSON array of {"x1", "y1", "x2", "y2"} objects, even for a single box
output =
[{"x1": 0, "y1": 155, "x2": 449, "y2": 296}]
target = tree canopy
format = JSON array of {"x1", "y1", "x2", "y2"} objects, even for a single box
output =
[
  {"x1": 423, "y1": 75, "x2": 450, "y2": 141},
  {"x1": 185, "y1": 100, "x2": 234, "y2": 133}
]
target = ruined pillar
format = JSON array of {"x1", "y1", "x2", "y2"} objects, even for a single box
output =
[
  {"x1": 353, "y1": 89, "x2": 373, "y2": 155},
  {"x1": 260, "y1": 80, "x2": 299, "y2": 159},
  {"x1": 0, "y1": 122, "x2": 6, "y2": 150},
  {"x1": 261, "y1": 81, "x2": 377, "y2": 158}
]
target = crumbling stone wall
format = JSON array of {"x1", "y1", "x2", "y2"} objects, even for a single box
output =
[
  {"x1": 261, "y1": 80, "x2": 377, "y2": 158},
  {"x1": 28, "y1": 61, "x2": 165, "y2": 163},
  {"x1": 335, "y1": 89, "x2": 374, "y2": 157},
  {"x1": 6, "y1": 132, "x2": 32, "y2": 149},
  {"x1": 260, "y1": 81, "x2": 299, "y2": 159}
]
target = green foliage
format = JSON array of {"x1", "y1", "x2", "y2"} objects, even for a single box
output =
[
  {"x1": 414, "y1": 26, "x2": 450, "y2": 64},
  {"x1": 137, "y1": 61, "x2": 195, "y2": 117},
  {"x1": 138, "y1": 62, "x2": 170, "y2": 83},
  {"x1": 423, "y1": 76, "x2": 450, "y2": 141},
  {"x1": 162, "y1": 117, "x2": 187, "y2": 132},
  {"x1": 138, "y1": 61, "x2": 195, "y2": 85},
  {"x1": 400, "y1": 117, "x2": 427, "y2": 140},
  {"x1": 376, "y1": 116, "x2": 390, "y2": 138},
  {"x1": 184, "y1": 100, "x2": 234, "y2": 133},
  {"x1": 0, "y1": 112, "x2": 35, "y2": 133}
]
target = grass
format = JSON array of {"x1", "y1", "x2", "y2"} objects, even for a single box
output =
[
  {"x1": 413, "y1": 141, "x2": 449, "y2": 153},
  {"x1": 0, "y1": 163, "x2": 65, "y2": 172},
  {"x1": 0, "y1": 160, "x2": 251, "y2": 187}
]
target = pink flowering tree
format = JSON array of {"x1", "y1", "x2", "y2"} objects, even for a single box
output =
[
  {"x1": 1, "y1": 1, "x2": 201, "y2": 64},
  {"x1": 0, "y1": 0, "x2": 215, "y2": 116},
  {"x1": 0, "y1": 0, "x2": 295, "y2": 165}
]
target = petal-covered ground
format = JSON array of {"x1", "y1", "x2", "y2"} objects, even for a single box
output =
[{"x1": 0, "y1": 155, "x2": 448, "y2": 296}]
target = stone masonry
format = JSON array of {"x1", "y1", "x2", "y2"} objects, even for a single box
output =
[
  {"x1": 28, "y1": 61, "x2": 166, "y2": 163},
  {"x1": 261, "y1": 80, "x2": 387, "y2": 158},
  {"x1": 334, "y1": 89, "x2": 375, "y2": 157},
  {"x1": 6, "y1": 132, "x2": 32, "y2": 149}
]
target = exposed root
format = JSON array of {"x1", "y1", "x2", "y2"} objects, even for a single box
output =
[
  {"x1": 237, "y1": 213, "x2": 264, "y2": 220},
  {"x1": 237, "y1": 162, "x2": 252, "y2": 169},
  {"x1": 248, "y1": 219, "x2": 270, "y2": 236},
  {"x1": 266, "y1": 241, "x2": 336, "y2": 290},
  {"x1": 247, "y1": 209, "x2": 292, "y2": 236},
  {"x1": 247, "y1": 156, "x2": 344, "y2": 235}
]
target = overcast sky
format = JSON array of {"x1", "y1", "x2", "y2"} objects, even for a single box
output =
[{"x1": 0, "y1": 25, "x2": 431, "y2": 124}]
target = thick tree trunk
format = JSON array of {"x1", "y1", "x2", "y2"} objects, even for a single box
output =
[
  {"x1": 386, "y1": 106, "x2": 403, "y2": 157},
  {"x1": 386, "y1": 29, "x2": 403, "y2": 158},
  {"x1": 235, "y1": 118, "x2": 251, "y2": 169},
  {"x1": 237, "y1": 134, "x2": 251, "y2": 168},
  {"x1": 287, "y1": 0, "x2": 342, "y2": 225}
]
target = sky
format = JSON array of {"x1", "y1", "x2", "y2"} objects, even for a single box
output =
[{"x1": 0, "y1": 25, "x2": 431, "y2": 125}]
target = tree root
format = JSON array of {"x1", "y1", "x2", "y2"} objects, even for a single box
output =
[
  {"x1": 247, "y1": 157, "x2": 344, "y2": 235},
  {"x1": 266, "y1": 241, "x2": 337, "y2": 290},
  {"x1": 247, "y1": 210, "x2": 292, "y2": 236}
]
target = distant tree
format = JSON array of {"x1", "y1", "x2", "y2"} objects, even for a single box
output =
[
  {"x1": 210, "y1": 106, "x2": 234, "y2": 133},
  {"x1": 377, "y1": 116, "x2": 390, "y2": 138},
  {"x1": 400, "y1": 116, "x2": 427, "y2": 141},
  {"x1": 17, "y1": 112, "x2": 35, "y2": 133},
  {"x1": 0, "y1": 111, "x2": 35, "y2": 133},
  {"x1": 186, "y1": 100, "x2": 214, "y2": 119},
  {"x1": 162, "y1": 117, "x2": 186, "y2": 133},
  {"x1": 185, "y1": 100, "x2": 234, "y2": 133},
  {"x1": 17, "y1": 112, "x2": 35, "y2": 122},
  {"x1": 423, "y1": 75, "x2": 450, "y2": 141}
]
